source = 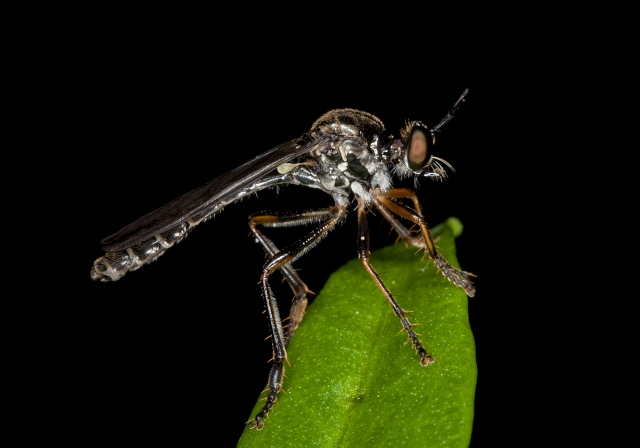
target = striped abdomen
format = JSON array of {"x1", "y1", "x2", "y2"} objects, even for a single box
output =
[{"x1": 90, "y1": 221, "x2": 194, "y2": 282}]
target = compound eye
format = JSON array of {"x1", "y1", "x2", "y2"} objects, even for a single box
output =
[{"x1": 407, "y1": 127, "x2": 429, "y2": 170}]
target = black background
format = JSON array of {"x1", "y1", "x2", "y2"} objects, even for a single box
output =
[{"x1": 50, "y1": 16, "x2": 556, "y2": 448}]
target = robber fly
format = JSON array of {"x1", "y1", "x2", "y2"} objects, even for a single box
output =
[{"x1": 91, "y1": 89, "x2": 475, "y2": 430}]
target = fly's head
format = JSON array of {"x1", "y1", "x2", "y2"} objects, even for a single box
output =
[
  {"x1": 382, "y1": 88, "x2": 468, "y2": 183},
  {"x1": 383, "y1": 120, "x2": 454, "y2": 182}
]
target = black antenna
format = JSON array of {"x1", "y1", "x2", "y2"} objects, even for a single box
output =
[{"x1": 431, "y1": 88, "x2": 469, "y2": 134}]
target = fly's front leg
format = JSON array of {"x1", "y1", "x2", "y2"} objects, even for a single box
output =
[
  {"x1": 356, "y1": 199, "x2": 435, "y2": 366},
  {"x1": 373, "y1": 188, "x2": 476, "y2": 297},
  {"x1": 247, "y1": 204, "x2": 347, "y2": 430}
]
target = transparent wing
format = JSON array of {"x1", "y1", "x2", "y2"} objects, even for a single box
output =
[{"x1": 100, "y1": 137, "x2": 317, "y2": 252}]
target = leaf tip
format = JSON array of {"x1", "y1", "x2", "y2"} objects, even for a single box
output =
[{"x1": 445, "y1": 216, "x2": 464, "y2": 238}]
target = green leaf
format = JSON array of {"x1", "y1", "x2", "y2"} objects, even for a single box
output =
[{"x1": 238, "y1": 217, "x2": 476, "y2": 447}]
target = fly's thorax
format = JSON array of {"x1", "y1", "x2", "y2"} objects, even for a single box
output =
[
  {"x1": 310, "y1": 133, "x2": 390, "y2": 197},
  {"x1": 337, "y1": 140, "x2": 378, "y2": 180},
  {"x1": 310, "y1": 108, "x2": 385, "y2": 142},
  {"x1": 303, "y1": 108, "x2": 390, "y2": 193}
]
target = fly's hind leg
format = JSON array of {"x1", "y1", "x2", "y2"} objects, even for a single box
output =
[
  {"x1": 250, "y1": 228, "x2": 310, "y2": 344},
  {"x1": 247, "y1": 204, "x2": 347, "y2": 429},
  {"x1": 249, "y1": 208, "x2": 344, "y2": 343}
]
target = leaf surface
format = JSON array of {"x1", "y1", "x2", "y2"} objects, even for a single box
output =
[{"x1": 238, "y1": 217, "x2": 476, "y2": 447}]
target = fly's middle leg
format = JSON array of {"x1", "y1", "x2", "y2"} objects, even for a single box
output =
[{"x1": 356, "y1": 199, "x2": 435, "y2": 367}]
